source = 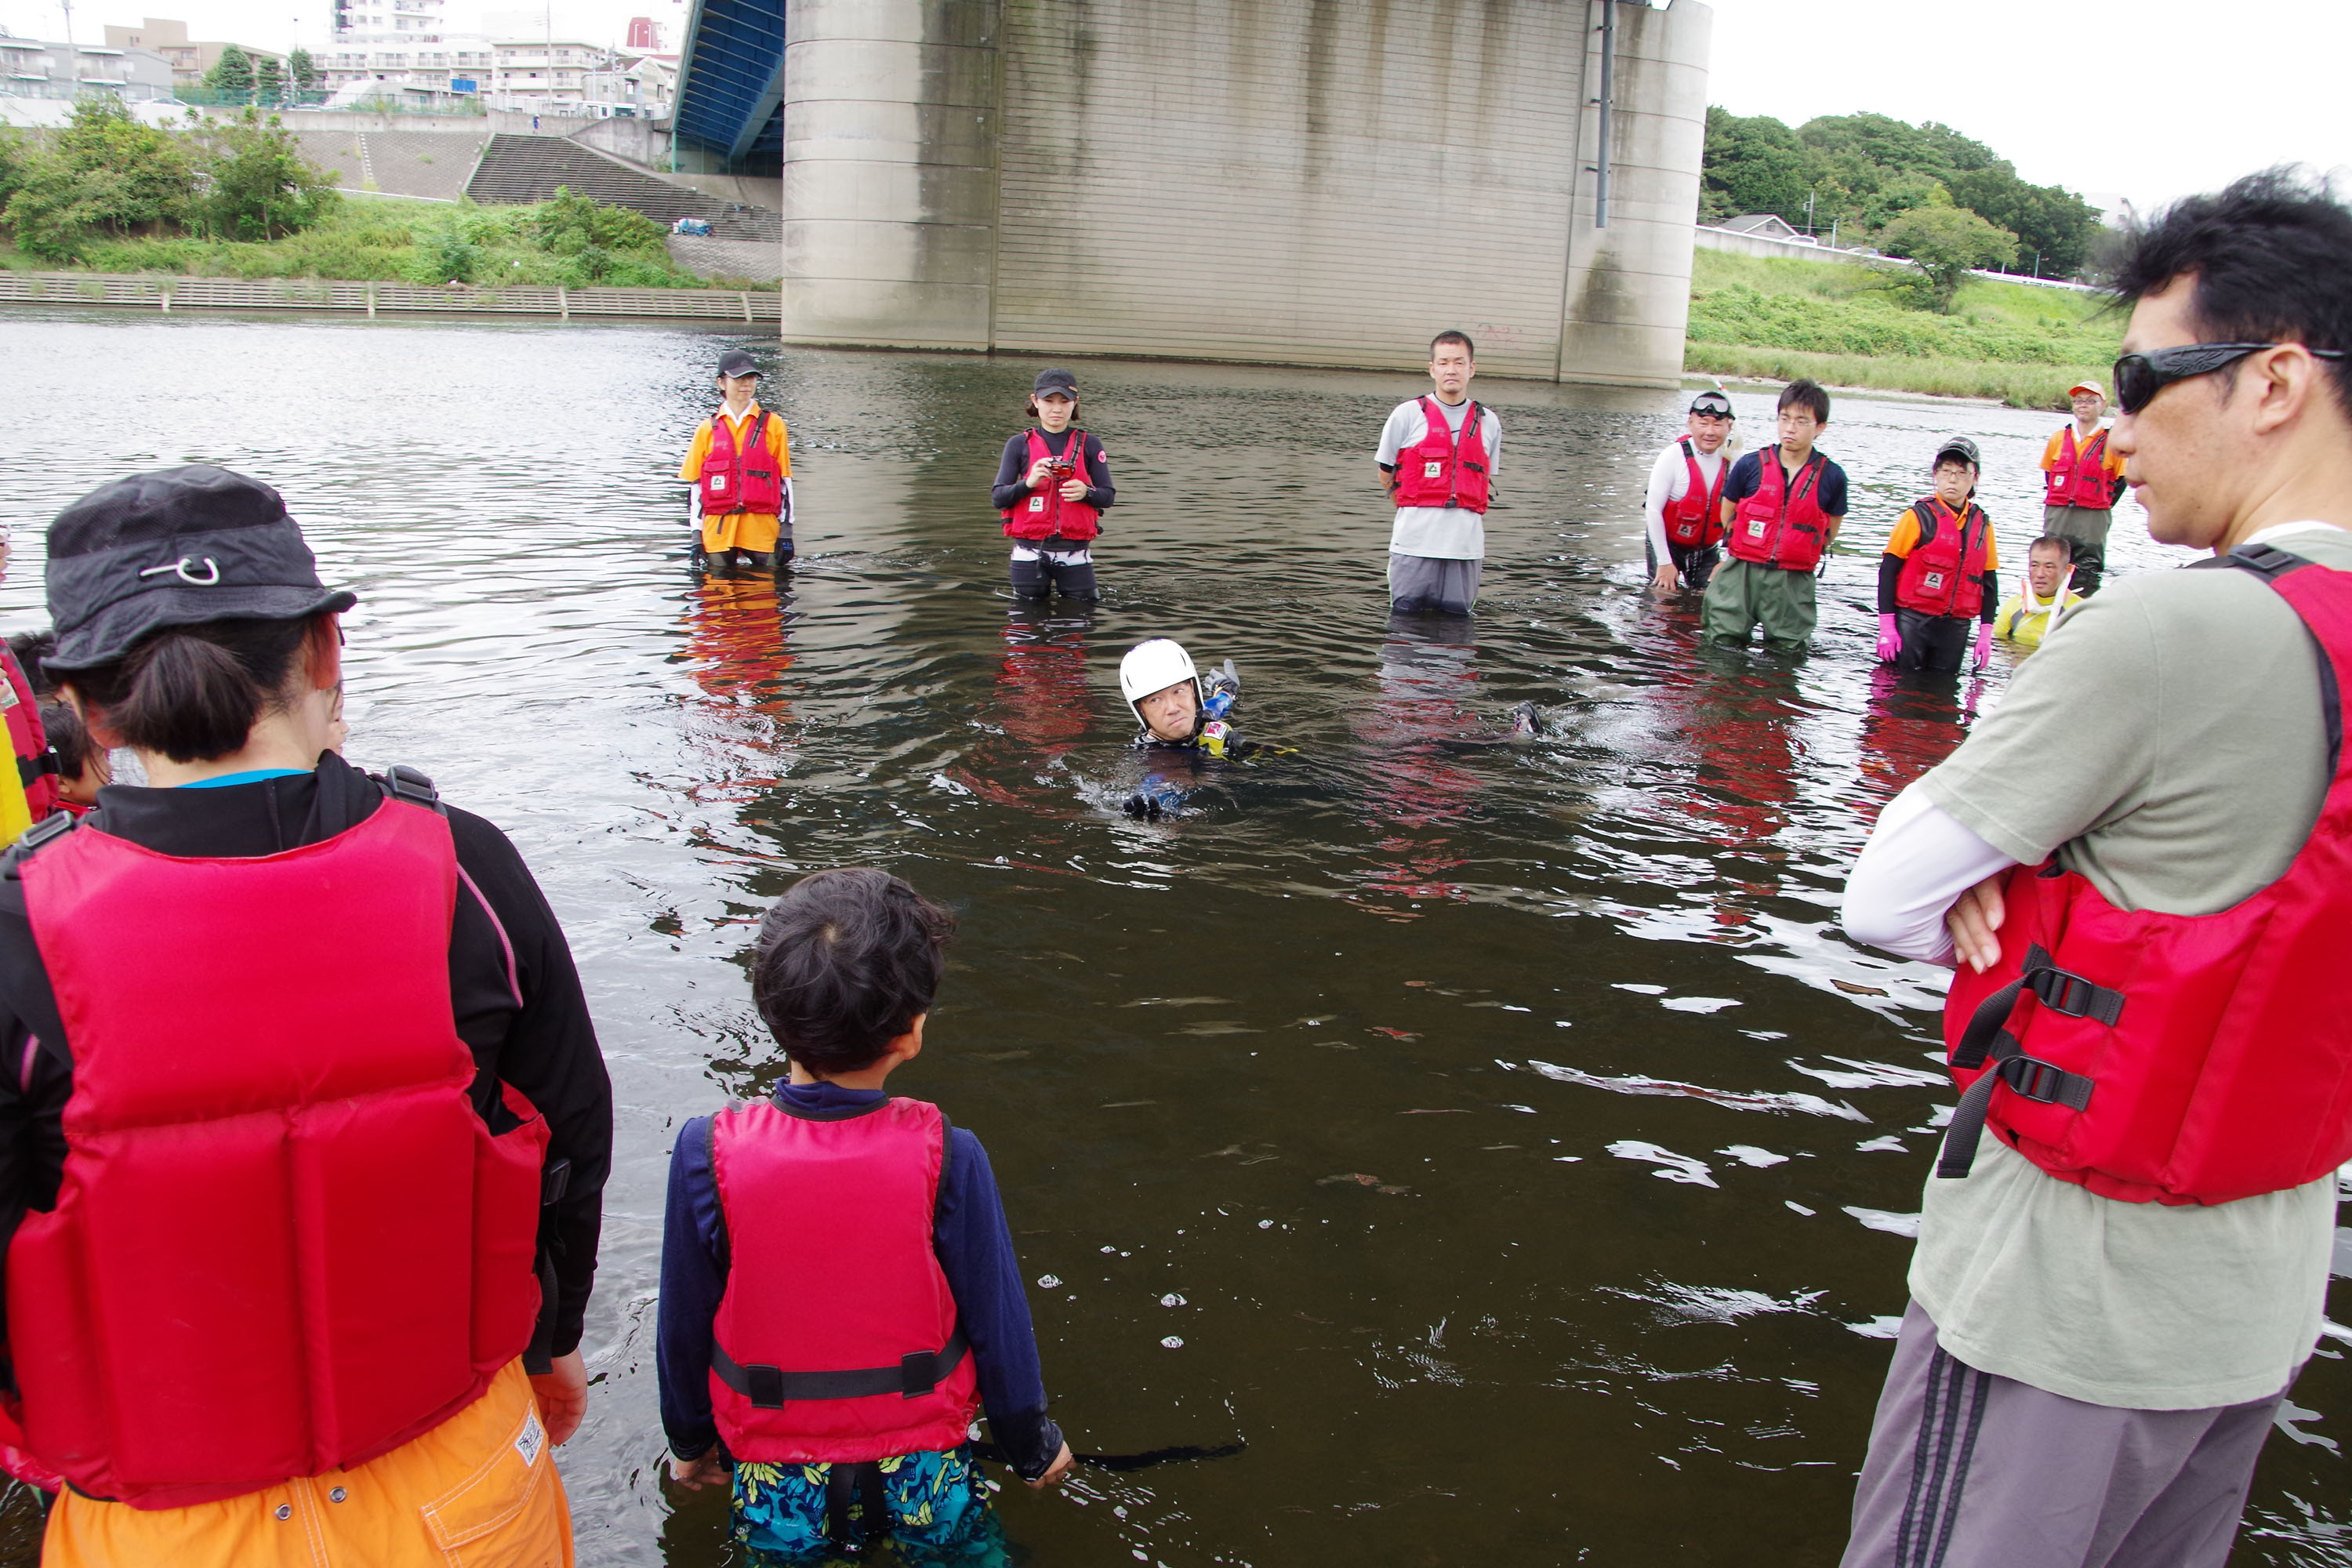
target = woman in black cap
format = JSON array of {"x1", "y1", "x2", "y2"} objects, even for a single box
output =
[
  {"x1": 0, "y1": 466, "x2": 610, "y2": 1565},
  {"x1": 989, "y1": 368, "x2": 1115, "y2": 602}
]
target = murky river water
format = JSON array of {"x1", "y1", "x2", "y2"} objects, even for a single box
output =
[{"x1": 0, "y1": 311, "x2": 2346, "y2": 1566}]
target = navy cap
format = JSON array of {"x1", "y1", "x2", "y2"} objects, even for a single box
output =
[
  {"x1": 717, "y1": 349, "x2": 761, "y2": 378},
  {"x1": 1032, "y1": 368, "x2": 1078, "y2": 397},
  {"x1": 44, "y1": 466, "x2": 356, "y2": 674}
]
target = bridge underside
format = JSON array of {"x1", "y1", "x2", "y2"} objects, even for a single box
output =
[{"x1": 673, "y1": 0, "x2": 782, "y2": 174}]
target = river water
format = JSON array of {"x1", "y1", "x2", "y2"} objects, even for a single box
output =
[{"x1": 0, "y1": 311, "x2": 2345, "y2": 1566}]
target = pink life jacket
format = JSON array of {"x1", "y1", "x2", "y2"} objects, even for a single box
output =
[
  {"x1": 700, "y1": 410, "x2": 783, "y2": 515},
  {"x1": 2, "y1": 797, "x2": 547, "y2": 1508},
  {"x1": 1663, "y1": 437, "x2": 1727, "y2": 549},
  {"x1": 708, "y1": 1095, "x2": 979, "y2": 1464},
  {"x1": 1937, "y1": 543, "x2": 2352, "y2": 1205},
  {"x1": 1000, "y1": 429, "x2": 1102, "y2": 542},
  {"x1": 1389, "y1": 397, "x2": 1492, "y2": 513},
  {"x1": 0, "y1": 650, "x2": 58, "y2": 828},
  {"x1": 2044, "y1": 426, "x2": 2117, "y2": 510}
]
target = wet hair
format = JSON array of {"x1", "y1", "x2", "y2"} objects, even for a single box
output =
[
  {"x1": 2028, "y1": 534, "x2": 2074, "y2": 561},
  {"x1": 40, "y1": 698, "x2": 90, "y2": 782},
  {"x1": 1430, "y1": 329, "x2": 1475, "y2": 359},
  {"x1": 63, "y1": 615, "x2": 319, "y2": 764},
  {"x1": 1777, "y1": 379, "x2": 1831, "y2": 423},
  {"x1": 751, "y1": 868, "x2": 956, "y2": 1076},
  {"x1": 6, "y1": 630, "x2": 56, "y2": 697},
  {"x1": 2111, "y1": 168, "x2": 2352, "y2": 416}
]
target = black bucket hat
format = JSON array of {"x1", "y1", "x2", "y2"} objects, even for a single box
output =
[{"x1": 43, "y1": 466, "x2": 356, "y2": 674}]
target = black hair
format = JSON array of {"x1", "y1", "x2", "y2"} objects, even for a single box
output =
[
  {"x1": 2111, "y1": 168, "x2": 2352, "y2": 415},
  {"x1": 5, "y1": 630, "x2": 56, "y2": 697},
  {"x1": 751, "y1": 868, "x2": 956, "y2": 1076},
  {"x1": 1025, "y1": 394, "x2": 1081, "y2": 423},
  {"x1": 1430, "y1": 329, "x2": 1475, "y2": 359},
  {"x1": 1777, "y1": 379, "x2": 1831, "y2": 423},
  {"x1": 64, "y1": 615, "x2": 320, "y2": 764},
  {"x1": 2028, "y1": 534, "x2": 2074, "y2": 559},
  {"x1": 39, "y1": 698, "x2": 90, "y2": 781}
]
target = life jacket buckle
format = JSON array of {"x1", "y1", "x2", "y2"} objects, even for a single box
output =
[
  {"x1": 1996, "y1": 1053, "x2": 2094, "y2": 1111},
  {"x1": 2024, "y1": 964, "x2": 2124, "y2": 1025}
]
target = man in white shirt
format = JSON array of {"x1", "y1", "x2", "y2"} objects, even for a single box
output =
[
  {"x1": 1374, "y1": 332, "x2": 1502, "y2": 615},
  {"x1": 1837, "y1": 170, "x2": 2352, "y2": 1568},
  {"x1": 1643, "y1": 390, "x2": 1736, "y2": 593}
]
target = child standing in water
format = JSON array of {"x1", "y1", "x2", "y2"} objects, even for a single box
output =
[
  {"x1": 992, "y1": 368, "x2": 1114, "y2": 602},
  {"x1": 659, "y1": 869, "x2": 1073, "y2": 1563}
]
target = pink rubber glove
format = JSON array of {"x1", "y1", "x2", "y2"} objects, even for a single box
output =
[
  {"x1": 1875, "y1": 612, "x2": 1902, "y2": 662},
  {"x1": 1973, "y1": 623, "x2": 1994, "y2": 670}
]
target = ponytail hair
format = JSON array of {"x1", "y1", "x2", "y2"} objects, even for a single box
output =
[{"x1": 64, "y1": 615, "x2": 320, "y2": 764}]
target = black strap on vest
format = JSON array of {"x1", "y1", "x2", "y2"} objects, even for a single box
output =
[
  {"x1": 2201, "y1": 544, "x2": 2342, "y2": 775},
  {"x1": 1, "y1": 806, "x2": 78, "y2": 880},
  {"x1": 822, "y1": 1459, "x2": 888, "y2": 1549},
  {"x1": 18, "y1": 750, "x2": 57, "y2": 789},
  {"x1": 378, "y1": 763, "x2": 445, "y2": 816},
  {"x1": 710, "y1": 1323, "x2": 971, "y2": 1410},
  {"x1": 1935, "y1": 942, "x2": 2115, "y2": 1179}
]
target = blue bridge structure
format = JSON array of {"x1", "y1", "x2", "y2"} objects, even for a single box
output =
[{"x1": 671, "y1": 0, "x2": 782, "y2": 172}]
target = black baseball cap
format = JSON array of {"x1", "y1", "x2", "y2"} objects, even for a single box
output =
[
  {"x1": 1934, "y1": 435, "x2": 1982, "y2": 469},
  {"x1": 1033, "y1": 368, "x2": 1078, "y2": 397},
  {"x1": 43, "y1": 466, "x2": 356, "y2": 674},
  {"x1": 1689, "y1": 390, "x2": 1734, "y2": 416},
  {"x1": 717, "y1": 349, "x2": 762, "y2": 378}
]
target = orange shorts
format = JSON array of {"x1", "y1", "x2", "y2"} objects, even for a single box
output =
[{"x1": 42, "y1": 1359, "x2": 572, "y2": 1568}]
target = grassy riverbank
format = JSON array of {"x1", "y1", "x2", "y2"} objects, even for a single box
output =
[
  {"x1": 1685, "y1": 249, "x2": 2122, "y2": 408},
  {"x1": 0, "y1": 193, "x2": 771, "y2": 292}
]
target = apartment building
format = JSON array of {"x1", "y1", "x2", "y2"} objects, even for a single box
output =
[{"x1": 101, "y1": 18, "x2": 285, "y2": 86}]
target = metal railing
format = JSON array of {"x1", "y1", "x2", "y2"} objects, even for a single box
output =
[{"x1": 0, "y1": 270, "x2": 778, "y2": 320}]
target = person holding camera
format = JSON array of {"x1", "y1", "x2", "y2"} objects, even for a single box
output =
[{"x1": 990, "y1": 368, "x2": 1115, "y2": 603}]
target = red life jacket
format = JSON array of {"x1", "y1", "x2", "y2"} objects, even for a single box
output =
[
  {"x1": 0, "y1": 649, "x2": 58, "y2": 832},
  {"x1": 2, "y1": 797, "x2": 548, "y2": 1508},
  {"x1": 1000, "y1": 429, "x2": 1101, "y2": 542},
  {"x1": 1936, "y1": 544, "x2": 2352, "y2": 1207},
  {"x1": 1388, "y1": 397, "x2": 1492, "y2": 513},
  {"x1": 700, "y1": 409, "x2": 783, "y2": 515},
  {"x1": 708, "y1": 1095, "x2": 980, "y2": 1464},
  {"x1": 2044, "y1": 426, "x2": 2116, "y2": 510},
  {"x1": 1726, "y1": 446, "x2": 1834, "y2": 572},
  {"x1": 1662, "y1": 438, "x2": 1728, "y2": 549},
  {"x1": 1893, "y1": 496, "x2": 1993, "y2": 619}
]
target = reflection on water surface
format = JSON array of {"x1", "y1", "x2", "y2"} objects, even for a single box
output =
[{"x1": 0, "y1": 313, "x2": 2343, "y2": 1566}]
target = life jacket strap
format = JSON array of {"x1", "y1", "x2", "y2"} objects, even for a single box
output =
[
  {"x1": 17, "y1": 752, "x2": 57, "y2": 789},
  {"x1": 1937, "y1": 943, "x2": 2104, "y2": 1179},
  {"x1": 379, "y1": 764, "x2": 445, "y2": 816},
  {"x1": 712, "y1": 1323, "x2": 970, "y2": 1409},
  {"x1": 823, "y1": 1458, "x2": 888, "y2": 1548},
  {"x1": 2, "y1": 808, "x2": 78, "y2": 880}
]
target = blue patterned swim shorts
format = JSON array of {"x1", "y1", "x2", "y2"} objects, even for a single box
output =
[{"x1": 732, "y1": 1443, "x2": 1008, "y2": 1565}]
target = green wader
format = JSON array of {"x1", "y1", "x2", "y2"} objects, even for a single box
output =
[
  {"x1": 2044, "y1": 503, "x2": 2113, "y2": 597},
  {"x1": 1701, "y1": 557, "x2": 1818, "y2": 648}
]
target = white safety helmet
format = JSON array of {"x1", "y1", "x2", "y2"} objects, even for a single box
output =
[{"x1": 1119, "y1": 638, "x2": 1199, "y2": 723}]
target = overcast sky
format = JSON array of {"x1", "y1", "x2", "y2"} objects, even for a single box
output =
[{"x1": 2, "y1": 0, "x2": 2343, "y2": 214}]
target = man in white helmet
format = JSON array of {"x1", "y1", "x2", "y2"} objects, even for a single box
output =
[{"x1": 1116, "y1": 640, "x2": 1243, "y2": 818}]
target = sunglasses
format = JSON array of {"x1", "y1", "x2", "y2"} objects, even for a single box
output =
[{"x1": 2112, "y1": 342, "x2": 2347, "y2": 415}]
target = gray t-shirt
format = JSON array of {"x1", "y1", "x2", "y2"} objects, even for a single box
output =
[
  {"x1": 1377, "y1": 397, "x2": 1502, "y2": 561},
  {"x1": 1910, "y1": 521, "x2": 2351, "y2": 1409}
]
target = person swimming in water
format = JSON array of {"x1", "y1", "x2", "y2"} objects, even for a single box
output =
[{"x1": 1117, "y1": 639, "x2": 1247, "y2": 818}]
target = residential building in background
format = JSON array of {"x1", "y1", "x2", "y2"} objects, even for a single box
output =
[
  {"x1": 101, "y1": 17, "x2": 284, "y2": 86},
  {"x1": 1, "y1": 31, "x2": 176, "y2": 99},
  {"x1": 626, "y1": 16, "x2": 659, "y2": 50}
]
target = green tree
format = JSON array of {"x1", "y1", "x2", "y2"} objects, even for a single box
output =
[
  {"x1": 1944, "y1": 167, "x2": 2101, "y2": 278},
  {"x1": 205, "y1": 43, "x2": 256, "y2": 96},
  {"x1": 254, "y1": 55, "x2": 285, "y2": 103},
  {"x1": 1, "y1": 96, "x2": 196, "y2": 260},
  {"x1": 1699, "y1": 107, "x2": 1811, "y2": 226},
  {"x1": 288, "y1": 46, "x2": 318, "y2": 90},
  {"x1": 193, "y1": 109, "x2": 337, "y2": 241},
  {"x1": 1880, "y1": 205, "x2": 2020, "y2": 313}
]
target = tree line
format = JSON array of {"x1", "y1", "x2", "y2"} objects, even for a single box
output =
[
  {"x1": 1701, "y1": 108, "x2": 2104, "y2": 284},
  {"x1": 201, "y1": 44, "x2": 321, "y2": 101}
]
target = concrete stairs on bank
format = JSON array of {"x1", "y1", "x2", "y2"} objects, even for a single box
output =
[{"x1": 463, "y1": 135, "x2": 782, "y2": 242}]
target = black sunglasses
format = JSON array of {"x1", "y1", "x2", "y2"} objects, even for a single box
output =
[{"x1": 2112, "y1": 342, "x2": 2347, "y2": 415}]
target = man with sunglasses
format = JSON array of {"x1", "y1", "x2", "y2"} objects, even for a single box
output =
[
  {"x1": 1837, "y1": 170, "x2": 2352, "y2": 1568},
  {"x1": 2039, "y1": 380, "x2": 2129, "y2": 596}
]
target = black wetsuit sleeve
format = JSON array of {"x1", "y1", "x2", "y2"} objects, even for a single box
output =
[
  {"x1": 935, "y1": 1128, "x2": 1063, "y2": 1479},
  {"x1": 1980, "y1": 570, "x2": 2000, "y2": 623},
  {"x1": 0, "y1": 895, "x2": 67, "y2": 1367},
  {"x1": 656, "y1": 1115, "x2": 725, "y2": 1461},
  {"x1": 1080, "y1": 432, "x2": 1115, "y2": 512},
  {"x1": 991, "y1": 434, "x2": 1033, "y2": 512},
  {"x1": 1878, "y1": 554, "x2": 1904, "y2": 615},
  {"x1": 446, "y1": 807, "x2": 612, "y2": 1359}
]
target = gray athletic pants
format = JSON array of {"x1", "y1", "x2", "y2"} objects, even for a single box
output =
[
  {"x1": 1841, "y1": 1301, "x2": 2282, "y2": 1568},
  {"x1": 1388, "y1": 552, "x2": 1481, "y2": 614}
]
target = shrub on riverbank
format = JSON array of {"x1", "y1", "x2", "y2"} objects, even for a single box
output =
[
  {"x1": 1686, "y1": 249, "x2": 2122, "y2": 408},
  {"x1": 2, "y1": 190, "x2": 761, "y2": 291}
]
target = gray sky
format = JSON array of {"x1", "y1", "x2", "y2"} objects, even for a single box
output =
[
  {"x1": 1705, "y1": 0, "x2": 2351, "y2": 216},
  {"x1": 2, "y1": 0, "x2": 2342, "y2": 216}
]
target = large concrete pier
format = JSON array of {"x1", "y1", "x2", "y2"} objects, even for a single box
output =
[{"x1": 776, "y1": 0, "x2": 1711, "y2": 387}]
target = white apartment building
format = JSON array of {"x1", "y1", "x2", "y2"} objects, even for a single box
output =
[
  {"x1": 323, "y1": 0, "x2": 493, "y2": 103},
  {"x1": 0, "y1": 34, "x2": 176, "y2": 100}
]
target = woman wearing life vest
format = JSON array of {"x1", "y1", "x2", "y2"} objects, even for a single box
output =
[
  {"x1": 0, "y1": 466, "x2": 612, "y2": 1566},
  {"x1": 1642, "y1": 389, "x2": 1737, "y2": 593},
  {"x1": 2039, "y1": 379, "x2": 2128, "y2": 597},
  {"x1": 989, "y1": 368, "x2": 1114, "y2": 602},
  {"x1": 1873, "y1": 436, "x2": 2002, "y2": 673},
  {"x1": 681, "y1": 349, "x2": 796, "y2": 581}
]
